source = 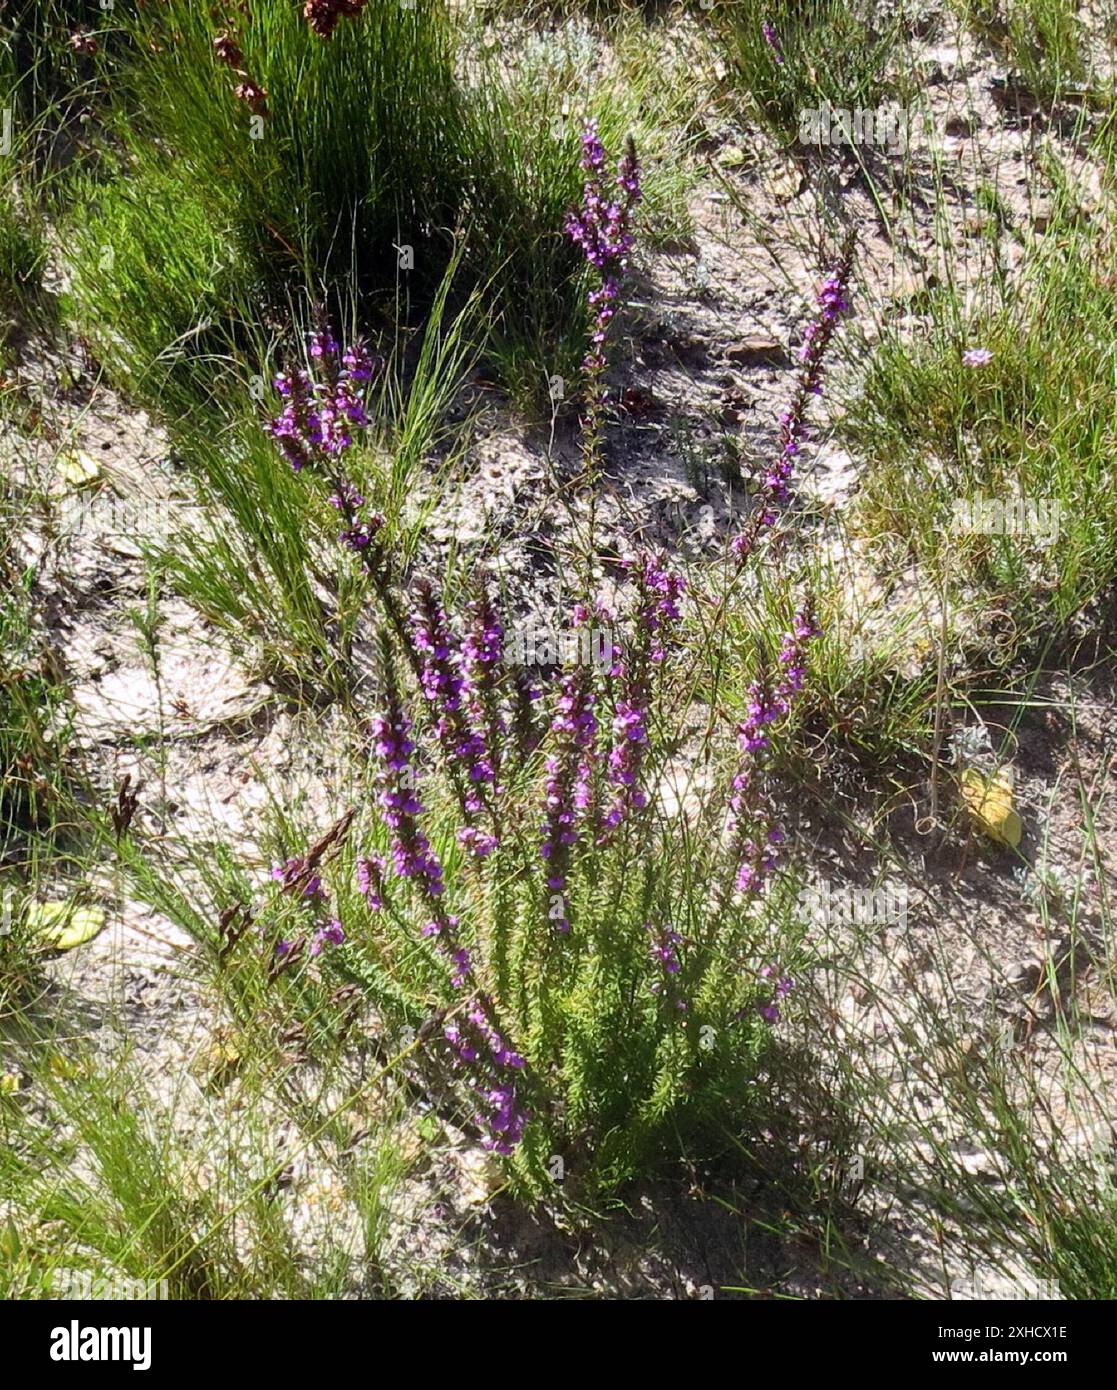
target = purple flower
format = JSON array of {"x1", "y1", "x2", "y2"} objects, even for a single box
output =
[
  {"x1": 601, "y1": 555, "x2": 685, "y2": 834},
  {"x1": 310, "y1": 919, "x2": 345, "y2": 956},
  {"x1": 343, "y1": 340, "x2": 376, "y2": 381},
  {"x1": 412, "y1": 580, "x2": 501, "y2": 841},
  {"x1": 962, "y1": 347, "x2": 993, "y2": 367},
  {"x1": 648, "y1": 922, "x2": 682, "y2": 974},
  {"x1": 271, "y1": 856, "x2": 328, "y2": 904},
  {"x1": 540, "y1": 660, "x2": 597, "y2": 931},
  {"x1": 444, "y1": 1001, "x2": 530, "y2": 1154},
  {"x1": 565, "y1": 122, "x2": 642, "y2": 464},
  {"x1": 457, "y1": 826, "x2": 498, "y2": 857},
  {"x1": 728, "y1": 607, "x2": 818, "y2": 900},
  {"x1": 732, "y1": 239, "x2": 854, "y2": 561},
  {"x1": 328, "y1": 479, "x2": 384, "y2": 553},
  {"x1": 647, "y1": 923, "x2": 688, "y2": 1011},
  {"x1": 460, "y1": 586, "x2": 507, "y2": 788},
  {"x1": 449, "y1": 947, "x2": 472, "y2": 989},
  {"x1": 270, "y1": 326, "x2": 370, "y2": 462},
  {"x1": 412, "y1": 580, "x2": 464, "y2": 714},
  {"x1": 356, "y1": 853, "x2": 384, "y2": 909},
  {"x1": 309, "y1": 327, "x2": 339, "y2": 361},
  {"x1": 762, "y1": 20, "x2": 783, "y2": 63},
  {"x1": 369, "y1": 688, "x2": 445, "y2": 899},
  {"x1": 758, "y1": 967, "x2": 794, "y2": 1023},
  {"x1": 269, "y1": 324, "x2": 386, "y2": 557}
]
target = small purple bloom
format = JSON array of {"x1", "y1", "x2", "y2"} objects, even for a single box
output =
[
  {"x1": 310, "y1": 919, "x2": 345, "y2": 956},
  {"x1": 762, "y1": 20, "x2": 783, "y2": 63}
]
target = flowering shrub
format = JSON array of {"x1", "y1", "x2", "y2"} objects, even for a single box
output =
[
  {"x1": 237, "y1": 127, "x2": 854, "y2": 1194},
  {"x1": 248, "y1": 313, "x2": 823, "y2": 1193}
]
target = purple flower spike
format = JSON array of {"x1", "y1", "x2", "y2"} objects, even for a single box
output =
[
  {"x1": 540, "y1": 663, "x2": 597, "y2": 931},
  {"x1": 647, "y1": 923, "x2": 688, "y2": 1011},
  {"x1": 728, "y1": 606, "x2": 818, "y2": 900},
  {"x1": 758, "y1": 969, "x2": 794, "y2": 1023},
  {"x1": 356, "y1": 853, "x2": 385, "y2": 910},
  {"x1": 762, "y1": 20, "x2": 784, "y2": 63},
  {"x1": 412, "y1": 579, "x2": 502, "y2": 847},
  {"x1": 444, "y1": 1001, "x2": 530, "y2": 1153},
  {"x1": 369, "y1": 685, "x2": 445, "y2": 901},
  {"x1": 565, "y1": 123, "x2": 642, "y2": 464},
  {"x1": 601, "y1": 554, "x2": 685, "y2": 835},
  {"x1": 268, "y1": 322, "x2": 388, "y2": 560},
  {"x1": 732, "y1": 239, "x2": 854, "y2": 561}
]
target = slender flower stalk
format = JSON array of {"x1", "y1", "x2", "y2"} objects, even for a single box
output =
[
  {"x1": 731, "y1": 237, "x2": 854, "y2": 562},
  {"x1": 270, "y1": 322, "x2": 430, "y2": 682},
  {"x1": 762, "y1": 20, "x2": 784, "y2": 63},
  {"x1": 540, "y1": 658, "x2": 597, "y2": 933},
  {"x1": 727, "y1": 606, "x2": 819, "y2": 901},
  {"x1": 460, "y1": 586, "x2": 507, "y2": 777},
  {"x1": 757, "y1": 966, "x2": 794, "y2": 1023},
  {"x1": 456, "y1": 586, "x2": 507, "y2": 855},
  {"x1": 444, "y1": 1002, "x2": 529, "y2": 1155},
  {"x1": 565, "y1": 121, "x2": 642, "y2": 476},
  {"x1": 356, "y1": 852, "x2": 385, "y2": 910},
  {"x1": 370, "y1": 652, "x2": 477, "y2": 990},
  {"x1": 602, "y1": 554, "x2": 686, "y2": 835},
  {"x1": 369, "y1": 647, "x2": 444, "y2": 901},
  {"x1": 648, "y1": 923, "x2": 688, "y2": 1011},
  {"x1": 511, "y1": 665, "x2": 544, "y2": 758},
  {"x1": 411, "y1": 580, "x2": 500, "y2": 848},
  {"x1": 369, "y1": 639, "x2": 528, "y2": 1144}
]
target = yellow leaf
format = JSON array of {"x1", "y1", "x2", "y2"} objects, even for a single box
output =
[
  {"x1": 26, "y1": 901, "x2": 106, "y2": 951},
  {"x1": 192, "y1": 1034, "x2": 242, "y2": 1093},
  {"x1": 961, "y1": 768, "x2": 1022, "y2": 848},
  {"x1": 56, "y1": 448, "x2": 101, "y2": 488}
]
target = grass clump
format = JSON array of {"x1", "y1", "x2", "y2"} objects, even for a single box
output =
[
  {"x1": 715, "y1": 0, "x2": 911, "y2": 149},
  {"x1": 844, "y1": 204, "x2": 1117, "y2": 652}
]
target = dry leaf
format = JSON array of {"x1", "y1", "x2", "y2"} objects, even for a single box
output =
[{"x1": 961, "y1": 768, "x2": 1022, "y2": 848}]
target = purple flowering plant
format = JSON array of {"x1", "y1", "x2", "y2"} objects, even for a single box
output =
[
  {"x1": 247, "y1": 544, "x2": 818, "y2": 1188},
  {"x1": 247, "y1": 248, "x2": 831, "y2": 1188},
  {"x1": 731, "y1": 235, "x2": 855, "y2": 563},
  {"x1": 564, "y1": 119, "x2": 642, "y2": 477}
]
